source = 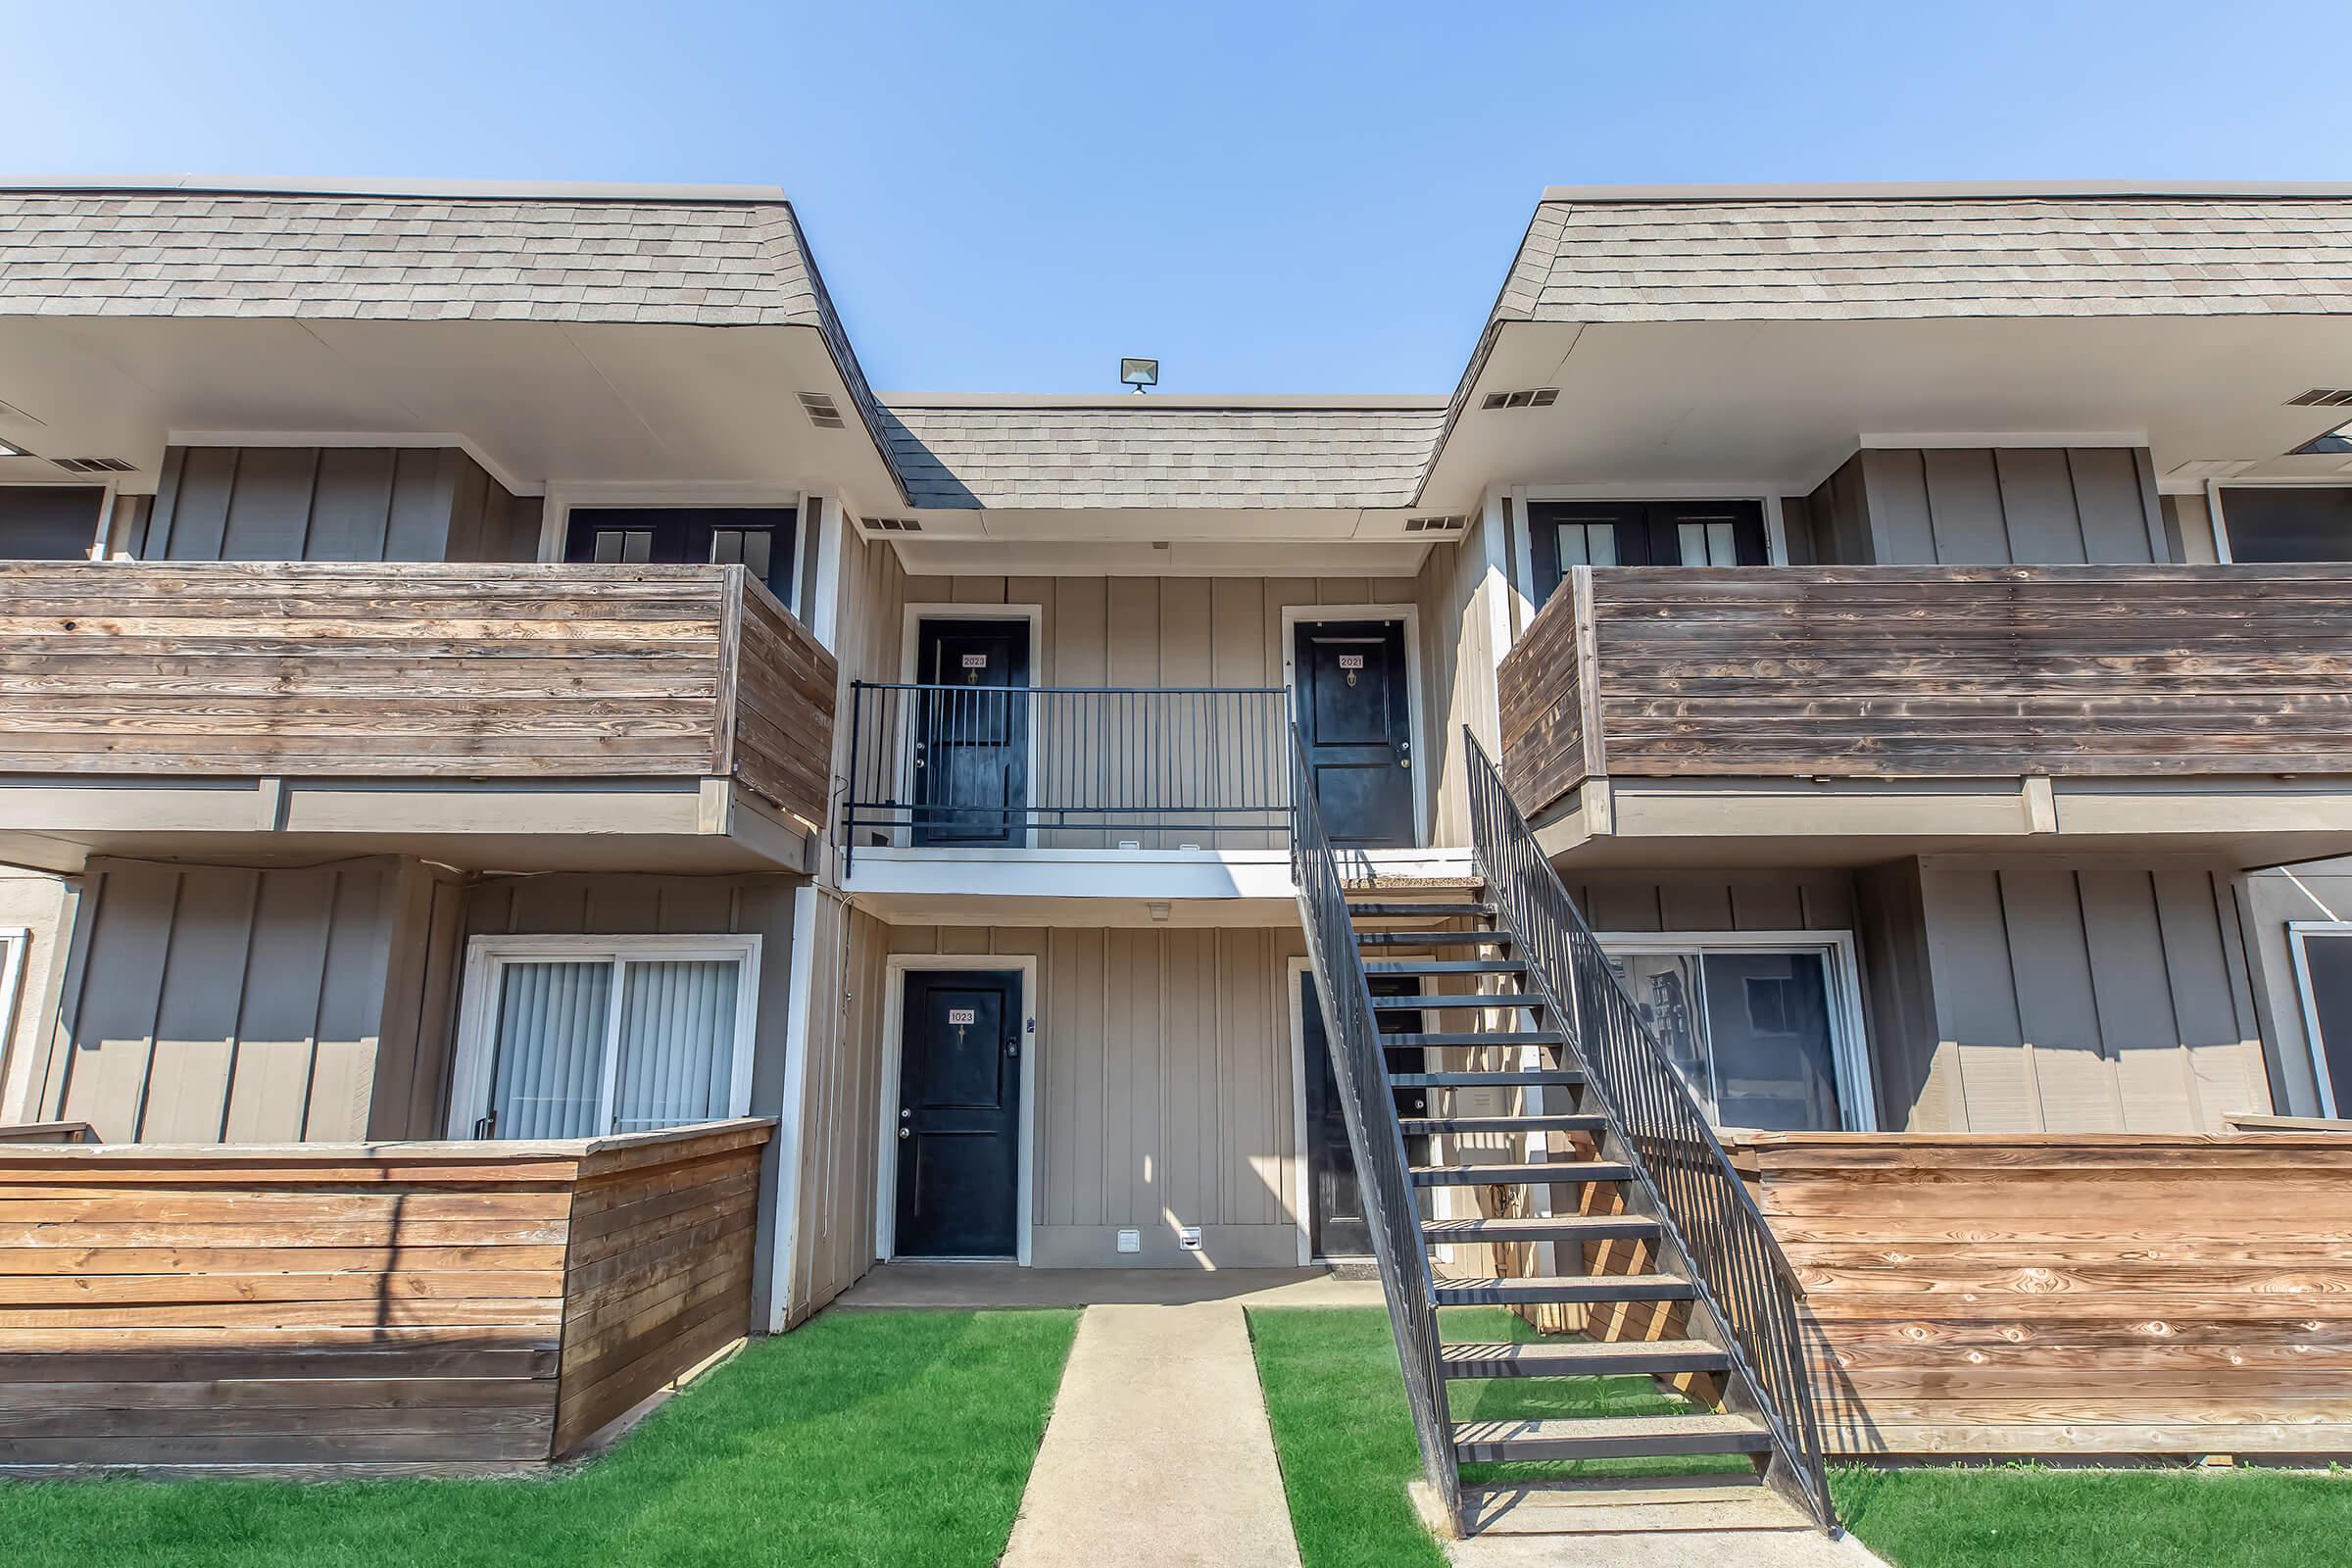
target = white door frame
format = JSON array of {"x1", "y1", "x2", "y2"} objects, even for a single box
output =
[
  {"x1": 875, "y1": 953, "x2": 1039, "y2": 1266},
  {"x1": 1280, "y1": 603, "x2": 1431, "y2": 849},
  {"x1": 897, "y1": 604, "x2": 1047, "y2": 852},
  {"x1": 2287, "y1": 919, "x2": 2352, "y2": 1118},
  {"x1": 1593, "y1": 928, "x2": 1878, "y2": 1132}
]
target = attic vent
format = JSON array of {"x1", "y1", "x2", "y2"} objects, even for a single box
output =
[
  {"x1": 865, "y1": 516, "x2": 923, "y2": 533},
  {"x1": 1480, "y1": 388, "x2": 1558, "y2": 411},
  {"x1": 797, "y1": 391, "x2": 847, "y2": 429},
  {"x1": 2287, "y1": 389, "x2": 2352, "y2": 408},
  {"x1": 1404, "y1": 515, "x2": 1468, "y2": 533},
  {"x1": 48, "y1": 456, "x2": 135, "y2": 473}
]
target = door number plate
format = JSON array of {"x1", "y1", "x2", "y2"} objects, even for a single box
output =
[
  {"x1": 960, "y1": 654, "x2": 989, "y2": 668},
  {"x1": 1338, "y1": 654, "x2": 1364, "y2": 669},
  {"x1": 948, "y1": 1007, "x2": 977, "y2": 1025}
]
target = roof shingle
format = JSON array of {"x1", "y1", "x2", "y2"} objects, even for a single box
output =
[{"x1": 879, "y1": 402, "x2": 1448, "y2": 509}]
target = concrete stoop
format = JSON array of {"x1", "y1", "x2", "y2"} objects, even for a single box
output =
[{"x1": 1414, "y1": 1476, "x2": 1889, "y2": 1567}]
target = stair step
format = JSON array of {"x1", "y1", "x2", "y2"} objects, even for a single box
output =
[
  {"x1": 1433, "y1": 1272, "x2": 1693, "y2": 1306},
  {"x1": 1452, "y1": 1413, "x2": 1772, "y2": 1463},
  {"x1": 1410, "y1": 1161, "x2": 1635, "y2": 1186},
  {"x1": 1440, "y1": 1339, "x2": 1731, "y2": 1380},
  {"x1": 1381, "y1": 1031, "x2": 1564, "y2": 1050},
  {"x1": 1423, "y1": 1214, "x2": 1658, "y2": 1245},
  {"x1": 1355, "y1": 930, "x2": 1507, "y2": 948},
  {"x1": 1390, "y1": 1070, "x2": 1583, "y2": 1089},
  {"x1": 1363, "y1": 958, "x2": 1526, "y2": 977},
  {"x1": 1347, "y1": 901, "x2": 1493, "y2": 918},
  {"x1": 1397, "y1": 1113, "x2": 1604, "y2": 1136},
  {"x1": 1460, "y1": 1476, "x2": 1810, "y2": 1537},
  {"x1": 1372, "y1": 993, "x2": 1539, "y2": 1010}
]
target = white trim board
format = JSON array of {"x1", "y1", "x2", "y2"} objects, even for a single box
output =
[
  {"x1": 767, "y1": 884, "x2": 823, "y2": 1332},
  {"x1": 1592, "y1": 928, "x2": 1878, "y2": 1134},
  {"x1": 874, "y1": 954, "x2": 1039, "y2": 1267},
  {"x1": 0, "y1": 927, "x2": 31, "y2": 1125},
  {"x1": 444, "y1": 933, "x2": 763, "y2": 1141},
  {"x1": 1280, "y1": 602, "x2": 1432, "y2": 850},
  {"x1": 2287, "y1": 919, "x2": 2352, "y2": 1119}
]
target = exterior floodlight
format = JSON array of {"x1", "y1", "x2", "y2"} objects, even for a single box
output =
[{"x1": 1120, "y1": 358, "x2": 1159, "y2": 393}]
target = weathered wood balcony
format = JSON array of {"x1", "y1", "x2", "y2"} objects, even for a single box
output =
[
  {"x1": 0, "y1": 563, "x2": 837, "y2": 871},
  {"x1": 1498, "y1": 564, "x2": 2352, "y2": 866}
]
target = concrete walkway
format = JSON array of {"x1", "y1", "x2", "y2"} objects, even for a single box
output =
[
  {"x1": 836, "y1": 1260, "x2": 1381, "y2": 1310},
  {"x1": 1001, "y1": 1302, "x2": 1303, "y2": 1568},
  {"x1": 1444, "y1": 1528, "x2": 1891, "y2": 1567}
]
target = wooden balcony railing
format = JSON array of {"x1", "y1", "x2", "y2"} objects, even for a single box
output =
[
  {"x1": 0, "y1": 562, "x2": 837, "y2": 829},
  {"x1": 1499, "y1": 564, "x2": 2352, "y2": 819}
]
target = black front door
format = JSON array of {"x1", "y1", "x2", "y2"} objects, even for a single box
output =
[
  {"x1": 1295, "y1": 619, "x2": 1415, "y2": 849},
  {"x1": 563, "y1": 506, "x2": 798, "y2": 601},
  {"x1": 912, "y1": 618, "x2": 1031, "y2": 848},
  {"x1": 895, "y1": 969, "x2": 1023, "y2": 1258},
  {"x1": 1299, "y1": 972, "x2": 1426, "y2": 1260}
]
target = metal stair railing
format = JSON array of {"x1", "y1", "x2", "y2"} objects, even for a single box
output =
[
  {"x1": 1461, "y1": 726, "x2": 1836, "y2": 1529},
  {"x1": 1288, "y1": 722, "x2": 1459, "y2": 1524}
]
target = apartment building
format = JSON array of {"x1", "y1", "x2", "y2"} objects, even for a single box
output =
[{"x1": 1, "y1": 178, "x2": 2349, "y2": 1517}]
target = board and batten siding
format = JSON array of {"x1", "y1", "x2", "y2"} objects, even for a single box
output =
[
  {"x1": 451, "y1": 871, "x2": 804, "y2": 1329},
  {"x1": 33, "y1": 857, "x2": 454, "y2": 1145},
  {"x1": 1863, "y1": 859, "x2": 2271, "y2": 1134},
  {"x1": 1417, "y1": 516, "x2": 1507, "y2": 849},
  {"x1": 778, "y1": 890, "x2": 893, "y2": 1326},
  {"x1": 1789, "y1": 447, "x2": 2169, "y2": 565},
  {"x1": 880, "y1": 923, "x2": 1308, "y2": 1268},
  {"x1": 144, "y1": 446, "x2": 540, "y2": 564}
]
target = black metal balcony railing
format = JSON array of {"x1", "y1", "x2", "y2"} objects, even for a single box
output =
[{"x1": 840, "y1": 681, "x2": 1292, "y2": 863}]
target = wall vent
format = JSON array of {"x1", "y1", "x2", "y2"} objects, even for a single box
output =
[
  {"x1": 865, "y1": 515, "x2": 923, "y2": 533},
  {"x1": 1404, "y1": 514, "x2": 1468, "y2": 533},
  {"x1": 2287, "y1": 389, "x2": 2352, "y2": 408},
  {"x1": 1480, "y1": 387, "x2": 1558, "y2": 411},
  {"x1": 48, "y1": 456, "x2": 135, "y2": 473},
  {"x1": 797, "y1": 391, "x2": 847, "y2": 429}
]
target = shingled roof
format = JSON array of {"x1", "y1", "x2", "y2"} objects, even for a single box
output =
[
  {"x1": 1497, "y1": 185, "x2": 2352, "y2": 324},
  {"x1": 0, "y1": 179, "x2": 842, "y2": 324},
  {"x1": 879, "y1": 399, "x2": 1448, "y2": 510}
]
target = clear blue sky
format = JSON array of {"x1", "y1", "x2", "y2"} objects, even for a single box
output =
[{"x1": 5, "y1": 1, "x2": 2343, "y2": 394}]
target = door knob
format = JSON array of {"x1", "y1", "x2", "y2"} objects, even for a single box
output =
[{"x1": 898, "y1": 1127, "x2": 910, "y2": 1140}]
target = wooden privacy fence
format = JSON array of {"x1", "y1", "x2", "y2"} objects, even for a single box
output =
[
  {"x1": 1500, "y1": 564, "x2": 2352, "y2": 819},
  {"x1": 0, "y1": 1118, "x2": 769, "y2": 1473},
  {"x1": 0, "y1": 562, "x2": 836, "y2": 830},
  {"x1": 1738, "y1": 1132, "x2": 2352, "y2": 1458}
]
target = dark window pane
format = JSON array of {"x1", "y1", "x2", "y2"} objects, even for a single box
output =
[
  {"x1": 2219, "y1": 486, "x2": 2352, "y2": 563},
  {"x1": 2299, "y1": 931, "x2": 2352, "y2": 1113}
]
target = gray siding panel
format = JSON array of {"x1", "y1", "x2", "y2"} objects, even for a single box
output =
[
  {"x1": 44, "y1": 858, "x2": 403, "y2": 1144},
  {"x1": 1814, "y1": 446, "x2": 2169, "y2": 566},
  {"x1": 143, "y1": 445, "x2": 522, "y2": 564}
]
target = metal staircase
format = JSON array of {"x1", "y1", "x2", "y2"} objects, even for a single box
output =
[{"x1": 1289, "y1": 724, "x2": 1835, "y2": 1538}]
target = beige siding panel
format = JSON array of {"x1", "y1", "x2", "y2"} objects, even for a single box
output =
[
  {"x1": 135, "y1": 869, "x2": 260, "y2": 1144},
  {"x1": 0, "y1": 871, "x2": 74, "y2": 1125},
  {"x1": 220, "y1": 868, "x2": 337, "y2": 1145},
  {"x1": 1838, "y1": 446, "x2": 2165, "y2": 566},
  {"x1": 1915, "y1": 863, "x2": 2267, "y2": 1135}
]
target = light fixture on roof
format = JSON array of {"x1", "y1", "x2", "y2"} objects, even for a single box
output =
[
  {"x1": 1120, "y1": 358, "x2": 1159, "y2": 394},
  {"x1": 0, "y1": 439, "x2": 26, "y2": 459}
]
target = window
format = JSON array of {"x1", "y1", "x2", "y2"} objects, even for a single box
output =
[
  {"x1": 563, "y1": 506, "x2": 797, "y2": 599},
  {"x1": 2215, "y1": 485, "x2": 2352, "y2": 564},
  {"x1": 2288, "y1": 922, "x2": 2352, "y2": 1117},
  {"x1": 1598, "y1": 934, "x2": 1873, "y2": 1132},
  {"x1": 449, "y1": 936, "x2": 760, "y2": 1141},
  {"x1": 1526, "y1": 499, "x2": 1770, "y2": 607},
  {"x1": 0, "y1": 486, "x2": 105, "y2": 561}
]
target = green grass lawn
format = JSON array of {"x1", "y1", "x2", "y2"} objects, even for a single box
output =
[
  {"x1": 0, "y1": 1308, "x2": 1076, "y2": 1568},
  {"x1": 1250, "y1": 1304, "x2": 1736, "y2": 1568},
  {"x1": 1250, "y1": 1303, "x2": 2352, "y2": 1568},
  {"x1": 1835, "y1": 1463, "x2": 2352, "y2": 1568}
]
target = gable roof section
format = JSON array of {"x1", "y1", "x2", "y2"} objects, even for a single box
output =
[
  {"x1": 0, "y1": 176, "x2": 901, "y2": 498},
  {"x1": 1499, "y1": 185, "x2": 2352, "y2": 324},
  {"x1": 880, "y1": 397, "x2": 1448, "y2": 510},
  {"x1": 0, "y1": 179, "x2": 833, "y2": 324}
]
